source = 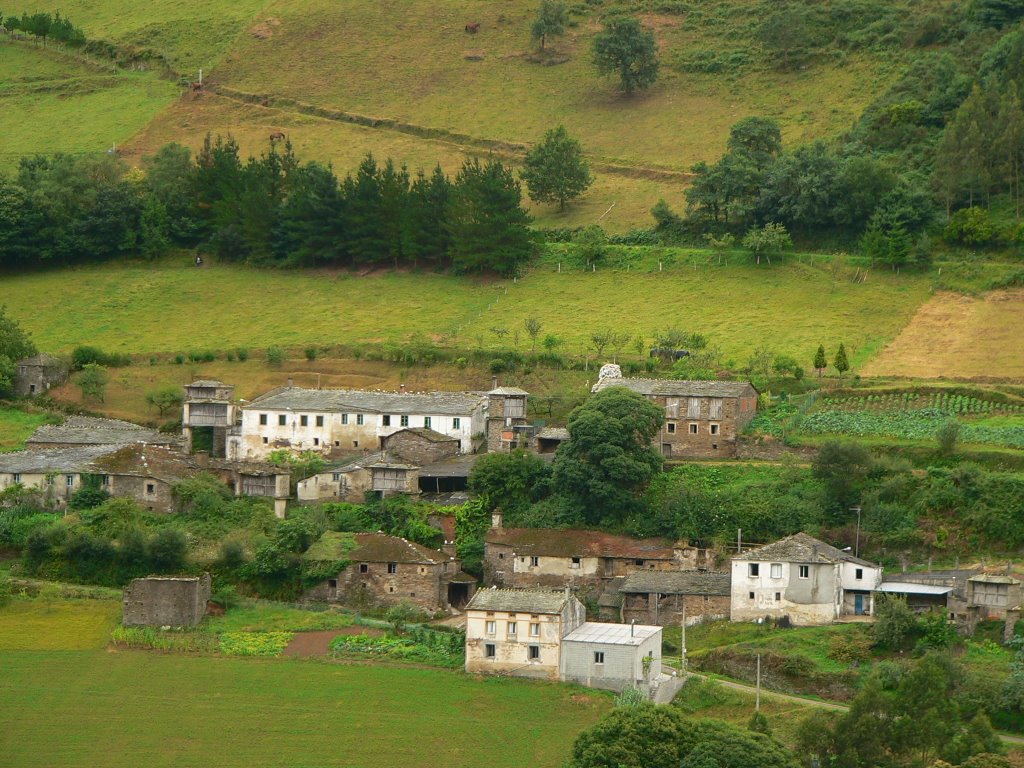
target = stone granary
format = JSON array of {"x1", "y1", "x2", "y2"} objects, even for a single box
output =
[
  {"x1": 303, "y1": 531, "x2": 476, "y2": 611},
  {"x1": 14, "y1": 353, "x2": 67, "y2": 397},
  {"x1": 484, "y1": 385, "x2": 531, "y2": 452},
  {"x1": 182, "y1": 379, "x2": 236, "y2": 458},
  {"x1": 617, "y1": 571, "x2": 732, "y2": 626},
  {"x1": 731, "y1": 532, "x2": 882, "y2": 625},
  {"x1": 122, "y1": 573, "x2": 212, "y2": 628},
  {"x1": 590, "y1": 367, "x2": 758, "y2": 458},
  {"x1": 25, "y1": 415, "x2": 178, "y2": 451}
]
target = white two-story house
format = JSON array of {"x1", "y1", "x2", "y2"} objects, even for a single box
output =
[{"x1": 730, "y1": 532, "x2": 882, "y2": 625}]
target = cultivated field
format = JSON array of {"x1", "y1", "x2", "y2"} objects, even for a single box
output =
[
  {"x1": 0, "y1": 597, "x2": 609, "y2": 768},
  {"x1": 862, "y1": 290, "x2": 1024, "y2": 380}
]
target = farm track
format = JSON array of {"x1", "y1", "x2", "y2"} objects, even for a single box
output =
[{"x1": 202, "y1": 85, "x2": 696, "y2": 183}]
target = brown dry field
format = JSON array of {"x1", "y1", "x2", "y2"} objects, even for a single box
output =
[{"x1": 861, "y1": 289, "x2": 1024, "y2": 380}]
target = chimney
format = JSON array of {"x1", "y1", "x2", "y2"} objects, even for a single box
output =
[
  {"x1": 442, "y1": 539, "x2": 457, "y2": 558},
  {"x1": 491, "y1": 510, "x2": 503, "y2": 531},
  {"x1": 287, "y1": 377, "x2": 294, "y2": 388},
  {"x1": 492, "y1": 375, "x2": 498, "y2": 390}
]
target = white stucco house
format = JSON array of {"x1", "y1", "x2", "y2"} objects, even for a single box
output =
[{"x1": 730, "y1": 532, "x2": 882, "y2": 625}]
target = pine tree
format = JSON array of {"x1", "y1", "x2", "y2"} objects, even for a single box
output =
[
  {"x1": 813, "y1": 345, "x2": 827, "y2": 378},
  {"x1": 343, "y1": 154, "x2": 388, "y2": 265},
  {"x1": 834, "y1": 343, "x2": 850, "y2": 380},
  {"x1": 520, "y1": 125, "x2": 593, "y2": 211}
]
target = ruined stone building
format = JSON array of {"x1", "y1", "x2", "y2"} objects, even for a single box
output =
[
  {"x1": 122, "y1": 574, "x2": 212, "y2": 627},
  {"x1": 14, "y1": 353, "x2": 67, "y2": 397},
  {"x1": 731, "y1": 532, "x2": 882, "y2": 625},
  {"x1": 591, "y1": 368, "x2": 757, "y2": 458},
  {"x1": 303, "y1": 531, "x2": 475, "y2": 611},
  {"x1": 616, "y1": 571, "x2": 732, "y2": 626}
]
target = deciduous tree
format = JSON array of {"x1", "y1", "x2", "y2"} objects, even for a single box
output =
[
  {"x1": 592, "y1": 16, "x2": 659, "y2": 94},
  {"x1": 531, "y1": 0, "x2": 568, "y2": 51},
  {"x1": 520, "y1": 125, "x2": 593, "y2": 211}
]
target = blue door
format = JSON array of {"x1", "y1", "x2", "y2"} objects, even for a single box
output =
[{"x1": 854, "y1": 594, "x2": 864, "y2": 615}]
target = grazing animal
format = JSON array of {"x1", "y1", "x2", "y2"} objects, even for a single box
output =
[
  {"x1": 465, "y1": 22, "x2": 480, "y2": 33},
  {"x1": 269, "y1": 131, "x2": 286, "y2": 141},
  {"x1": 190, "y1": 81, "x2": 203, "y2": 91}
]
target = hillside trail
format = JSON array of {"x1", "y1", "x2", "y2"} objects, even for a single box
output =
[{"x1": 680, "y1": 670, "x2": 1024, "y2": 746}]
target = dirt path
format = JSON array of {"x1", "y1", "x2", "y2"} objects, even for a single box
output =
[{"x1": 281, "y1": 627, "x2": 383, "y2": 658}]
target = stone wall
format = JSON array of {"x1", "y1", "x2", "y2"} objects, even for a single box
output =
[
  {"x1": 14, "y1": 363, "x2": 67, "y2": 397},
  {"x1": 381, "y1": 431, "x2": 459, "y2": 465},
  {"x1": 654, "y1": 395, "x2": 756, "y2": 459},
  {"x1": 108, "y1": 474, "x2": 175, "y2": 513},
  {"x1": 306, "y1": 560, "x2": 453, "y2": 612},
  {"x1": 621, "y1": 593, "x2": 731, "y2": 626},
  {"x1": 122, "y1": 573, "x2": 211, "y2": 627}
]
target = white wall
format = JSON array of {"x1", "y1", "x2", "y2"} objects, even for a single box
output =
[{"x1": 730, "y1": 559, "x2": 839, "y2": 625}]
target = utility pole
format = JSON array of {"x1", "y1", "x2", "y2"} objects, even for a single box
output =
[
  {"x1": 755, "y1": 653, "x2": 761, "y2": 711},
  {"x1": 851, "y1": 506, "x2": 862, "y2": 558},
  {"x1": 680, "y1": 601, "x2": 687, "y2": 674},
  {"x1": 737, "y1": 528, "x2": 742, "y2": 554}
]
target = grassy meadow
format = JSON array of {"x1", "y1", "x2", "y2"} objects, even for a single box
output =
[{"x1": 0, "y1": 408, "x2": 53, "y2": 452}]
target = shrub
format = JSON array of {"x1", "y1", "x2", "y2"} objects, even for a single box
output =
[
  {"x1": 304, "y1": 347, "x2": 318, "y2": 361},
  {"x1": 266, "y1": 346, "x2": 285, "y2": 366},
  {"x1": 828, "y1": 629, "x2": 873, "y2": 663},
  {"x1": 147, "y1": 528, "x2": 188, "y2": 573},
  {"x1": 937, "y1": 419, "x2": 961, "y2": 455},
  {"x1": 872, "y1": 595, "x2": 917, "y2": 649},
  {"x1": 173, "y1": 354, "x2": 184, "y2": 365},
  {"x1": 489, "y1": 358, "x2": 508, "y2": 374},
  {"x1": 236, "y1": 348, "x2": 249, "y2": 361},
  {"x1": 0, "y1": 573, "x2": 12, "y2": 606},
  {"x1": 71, "y1": 346, "x2": 131, "y2": 370},
  {"x1": 944, "y1": 207, "x2": 999, "y2": 246}
]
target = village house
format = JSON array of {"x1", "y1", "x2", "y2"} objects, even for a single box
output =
[
  {"x1": 484, "y1": 386, "x2": 531, "y2": 452},
  {"x1": 0, "y1": 445, "x2": 130, "y2": 506},
  {"x1": 304, "y1": 531, "x2": 475, "y2": 611},
  {"x1": 731, "y1": 532, "x2": 882, "y2": 625},
  {"x1": 14, "y1": 353, "x2": 67, "y2": 397},
  {"x1": 483, "y1": 512, "x2": 711, "y2": 595},
  {"x1": 182, "y1": 380, "x2": 237, "y2": 458},
  {"x1": 590, "y1": 366, "x2": 757, "y2": 458},
  {"x1": 617, "y1": 571, "x2": 732, "y2": 626},
  {"x1": 26, "y1": 415, "x2": 177, "y2": 451},
  {"x1": 228, "y1": 382, "x2": 491, "y2": 460}
]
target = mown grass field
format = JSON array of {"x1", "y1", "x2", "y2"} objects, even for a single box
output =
[
  {"x1": 0, "y1": 407, "x2": 52, "y2": 452},
  {"x1": 0, "y1": 595, "x2": 609, "y2": 768},
  {"x1": 0, "y1": 255, "x2": 932, "y2": 366}
]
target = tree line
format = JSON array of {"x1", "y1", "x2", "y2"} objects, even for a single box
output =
[
  {"x1": 1, "y1": 10, "x2": 86, "y2": 46},
  {"x1": 0, "y1": 137, "x2": 536, "y2": 275}
]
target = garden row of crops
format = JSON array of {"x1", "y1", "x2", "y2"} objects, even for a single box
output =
[
  {"x1": 800, "y1": 410, "x2": 1024, "y2": 448},
  {"x1": 819, "y1": 392, "x2": 1024, "y2": 416}
]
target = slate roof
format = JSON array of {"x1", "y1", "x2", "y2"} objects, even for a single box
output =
[
  {"x1": 419, "y1": 454, "x2": 479, "y2": 478},
  {"x1": 383, "y1": 427, "x2": 458, "y2": 444},
  {"x1": 488, "y1": 386, "x2": 529, "y2": 396},
  {"x1": 591, "y1": 377, "x2": 756, "y2": 398},
  {"x1": 188, "y1": 379, "x2": 228, "y2": 388},
  {"x1": 969, "y1": 574, "x2": 1022, "y2": 585},
  {"x1": 535, "y1": 427, "x2": 570, "y2": 441},
  {"x1": 304, "y1": 532, "x2": 450, "y2": 565},
  {"x1": 0, "y1": 445, "x2": 125, "y2": 473},
  {"x1": 564, "y1": 621, "x2": 660, "y2": 646},
  {"x1": 245, "y1": 385, "x2": 487, "y2": 416},
  {"x1": 17, "y1": 353, "x2": 65, "y2": 368},
  {"x1": 620, "y1": 570, "x2": 731, "y2": 596},
  {"x1": 485, "y1": 527, "x2": 678, "y2": 560},
  {"x1": 466, "y1": 588, "x2": 574, "y2": 614},
  {"x1": 27, "y1": 416, "x2": 176, "y2": 447},
  {"x1": 88, "y1": 444, "x2": 196, "y2": 482},
  {"x1": 732, "y1": 532, "x2": 876, "y2": 567}
]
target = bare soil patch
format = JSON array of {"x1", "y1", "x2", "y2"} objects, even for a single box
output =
[
  {"x1": 282, "y1": 627, "x2": 384, "y2": 658},
  {"x1": 861, "y1": 289, "x2": 1024, "y2": 380}
]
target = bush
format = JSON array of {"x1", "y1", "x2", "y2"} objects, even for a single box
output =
[
  {"x1": 937, "y1": 419, "x2": 961, "y2": 455},
  {"x1": 236, "y1": 347, "x2": 250, "y2": 361},
  {"x1": 872, "y1": 595, "x2": 917, "y2": 649},
  {"x1": 489, "y1": 358, "x2": 508, "y2": 374},
  {"x1": 71, "y1": 346, "x2": 131, "y2": 370},
  {"x1": 147, "y1": 528, "x2": 188, "y2": 573},
  {"x1": 0, "y1": 573, "x2": 12, "y2": 606},
  {"x1": 944, "y1": 207, "x2": 1000, "y2": 246},
  {"x1": 828, "y1": 629, "x2": 873, "y2": 663},
  {"x1": 304, "y1": 347, "x2": 318, "y2": 361},
  {"x1": 266, "y1": 346, "x2": 285, "y2": 366}
]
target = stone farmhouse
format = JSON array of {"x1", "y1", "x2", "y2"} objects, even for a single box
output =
[
  {"x1": 225, "y1": 380, "x2": 528, "y2": 460},
  {"x1": 14, "y1": 353, "x2": 67, "y2": 397},
  {"x1": 731, "y1": 532, "x2": 882, "y2": 625},
  {"x1": 0, "y1": 444, "x2": 131, "y2": 506},
  {"x1": 304, "y1": 531, "x2": 476, "y2": 611},
  {"x1": 483, "y1": 512, "x2": 711, "y2": 594},
  {"x1": 591, "y1": 367, "x2": 757, "y2": 458},
  {"x1": 617, "y1": 571, "x2": 732, "y2": 626},
  {"x1": 26, "y1": 415, "x2": 177, "y2": 450}
]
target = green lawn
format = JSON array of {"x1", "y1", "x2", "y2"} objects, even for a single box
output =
[
  {"x1": 0, "y1": 407, "x2": 53, "y2": 452},
  {"x1": 0, "y1": 597, "x2": 121, "y2": 650},
  {"x1": 0, "y1": 254, "x2": 931, "y2": 367}
]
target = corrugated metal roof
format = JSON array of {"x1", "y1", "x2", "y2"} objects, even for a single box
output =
[
  {"x1": 564, "y1": 621, "x2": 660, "y2": 646},
  {"x1": 245, "y1": 386, "x2": 487, "y2": 416},
  {"x1": 877, "y1": 582, "x2": 952, "y2": 595},
  {"x1": 466, "y1": 588, "x2": 573, "y2": 614},
  {"x1": 591, "y1": 377, "x2": 756, "y2": 398},
  {"x1": 620, "y1": 571, "x2": 731, "y2": 596}
]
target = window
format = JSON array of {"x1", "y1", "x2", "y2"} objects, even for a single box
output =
[
  {"x1": 359, "y1": 563, "x2": 368, "y2": 573},
  {"x1": 328, "y1": 579, "x2": 337, "y2": 589},
  {"x1": 594, "y1": 652, "x2": 605, "y2": 664},
  {"x1": 798, "y1": 565, "x2": 810, "y2": 579},
  {"x1": 570, "y1": 557, "x2": 581, "y2": 568},
  {"x1": 334, "y1": 441, "x2": 340, "y2": 447},
  {"x1": 689, "y1": 423, "x2": 698, "y2": 434},
  {"x1": 528, "y1": 645, "x2": 540, "y2": 660},
  {"x1": 66, "y1": 475, "x2": 74, "y2": 487},
  {"x1": 486, "y1": 621, "x2": 496, "y2": 635},
  {"x1": 775, "y1": 592, "x2": 781, "y2": 601},
  {"x1": 529, "y1": 622, "x2": 540, "y2": 637},
  {"x1": 101, "y1": 475, "x2": 109, "y2": 486},
  {"x1": 12, "y1": 473, "x2": 20, "y2": 483},
  {"x1": 259, "y1": 414, "x2": 268, "y2": 425},
  {"x1": 687, "y1": 397, "x2": 701, "y2": 418},
  {"x1": 666, "y1": 422, "x2": 676, "y2": 434},
  {"x1": 332, "y1": 473, "x2": 341, "y2": 482},
  {"x1": 485, "y1": 643, "x2": 496, "y2": 659},
  {"x1": 388, "y1": 563, "x2": 398, "y2": 574},
  {"x1": 313, "y1": 438, "x2": 320, "y2": 446},
  {"x1": 353, "y1": 441, "x2": 359, "y2": 448},
  {"x1": 356, "y1": 414, "x2": 364, "y2": 426},
  {"x1": 770, "y1": 563, "x2": 782, "y2": 579},
  {"x1": 382, "y1": 415, "x2": 391, "y2": 427},
  {"x1": 507, "y1": 622, "x2": 517, "y2": 637},
  {"x1": 748, "y1": 563, "x2": 759, "y2": 577},
  {"x1": 749, "y1": 592, "x2": 755, "y2": 600},
  {"x1": 710, "y1": 423, "x2": 720, "y2": 436},
  {"x1": 453, "y1": 417, "x2": 461, "y2": 429},
  {"x1": 146, "y1": 483, "x2": 156, "y2": 495},
  {"x1": 635, "y1": 559, "x2": 645, "y2": 566},
  {"x1": 709, "y1": 398, "x2": 724, "y2": 419},
  {"x1": 316, "y1": 415, "x2": 324, "y2": 427},
  {"x1": 424, "y1": 416, "x2": 431, "y2": 429},
  {"x1": 855, "y1": 568, "x2": 863, "y2": 580},
  {"x1": 300, "y1": 415, "x2": 308, "y2": 427},
  {"x1": 278, "y1": 414, "x2": 287, "y2": 426},
  {"x1": 262, "y1": 437, "x2": 269, "y2": 444},
  {"x1": 400, "y1": 415, "x2": 409, "y2": 427},
  {"x1": 530, "y1": 556, "x2": 539, "y2": 567},
  {"x1": 46, "y1": 475, "x2": 53, "y2": 485},
  {"x1": 342, "y1": 414, "x2": 349, "y2": 425}
]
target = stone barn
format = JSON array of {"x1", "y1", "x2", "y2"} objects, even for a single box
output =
[
  {"x1": 122, "y1": 573, "x2": 212, "y2": 627},
  {"x1": 618, "y1": 571, "x2": 731, "y2": 626},
  {"x1": 14, "y1": 353, "x2": 67, "y2": 397}
]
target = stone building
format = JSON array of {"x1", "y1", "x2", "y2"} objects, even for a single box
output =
[
  {"x1": 304, "y1": 531, "x2": 475, "y2": 611},
  {"x1": 380, "y1": 428, "x2": 460, "y2": 465},
  {"x1": 25, "y1": 416, "x2": 177, "y2": 451},
  {"x1": 591, "y1": 370, "x2": 757, "y2": 458},
  {"x1": 182, "y1": 380, "x2": 236, "y2": 458},
  {"x1": 0, "y1": 445, "x2": 128, "y2": 506},
  {"x1": 731, "y1": 533, "x2": 882, "y2": 625},
  {"x1": 483, "y1": 513, "x2": 710, "y2": 593},
  {"x1": 14, "y1": 353, "x2": 67, "y2": 397},
  {"x1": 122, "y1": 573, "x2": 212, "y2": 627},
  {"x1": 229, "y1": 383, "x2": 490, "y2": 460},
  {"x1": 966, "y1": 574, "x2": 1022, "y2": 620},
  {"x1": 618, "y1": 571, "x2": 732, "y2": 626},
  {"x1": 485, "y1": 386, "x2": 531, "y2": 452},
  {"x1": 297, "y1": 453, "x2": 383, "y2": 502},
  {"x1": 464, "y1": 588, "x2": 586, "y2": 679}
]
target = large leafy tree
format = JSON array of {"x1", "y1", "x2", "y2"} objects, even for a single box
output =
[
  {"x1": 520, "y1": 125, "x2": 593, "y2": 211},
  {"x1": 531, "y1": 0, "x2": 567, "y2": 51},
  {"x1": 592, "y1": 16, "x2": 659, "y2": 94},
  {"x1": 552, "y1": 386, "x2": 664, "y2": 525},
  {"x1": 468, "y1": 449, "x2": 552, "y2": 519}
]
